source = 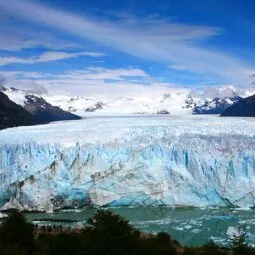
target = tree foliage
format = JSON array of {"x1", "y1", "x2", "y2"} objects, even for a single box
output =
[
  {"x1": 0, "y1": 210, "x2": 35, "y2": 255},
  {"x1": 0, "y1": 210, "x2": 255, "y2": 255}
]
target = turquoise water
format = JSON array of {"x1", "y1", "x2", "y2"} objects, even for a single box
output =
[{"x1": 25, "y1": 207, "x2": 255, "y2": 246}]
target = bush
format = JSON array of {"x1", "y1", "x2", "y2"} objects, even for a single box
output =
[
  {"x1": 183, "y1": 247, "x2": 201, "y2": 255},
  {"x1": 46, "y1": 233, "x2": 83, "y2": 255},
  {"x1": 2, "y1": 209, "x2": 255, "y2": 255},
  {"x1": 202, "y1": 240, "x2": 227, "y2": 255},
  {"x1": 85, "y1": 210, "x2": 137, "y2": 255},
  {"x1": 0, "y1": 210, "x2": 35, "y2": 255}
]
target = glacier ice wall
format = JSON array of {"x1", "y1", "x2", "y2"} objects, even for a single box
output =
[{"x1": 0, "y1": 116, "x2": 255, "y2": 211}]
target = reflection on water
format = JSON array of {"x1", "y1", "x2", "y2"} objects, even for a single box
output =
[{"x1": 25, "y1": 207, "x2": 255, "y2": 246}]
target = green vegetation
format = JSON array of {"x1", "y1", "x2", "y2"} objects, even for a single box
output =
[{"x1": 0, "y1": 209, "x2": 255, "y2": 255}]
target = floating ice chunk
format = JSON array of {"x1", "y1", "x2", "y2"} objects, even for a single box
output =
[
  {"x1": 235, "y1": 207, "x2": 251, "y2": 211},
  {"x1": 227, "y1": 227, "x2": 245, "y2": 239}
]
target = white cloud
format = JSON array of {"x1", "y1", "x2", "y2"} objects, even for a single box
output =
[
  {"x1": 0, "y1": 51, "x2": 105, "y2": 66},
  {"x1": 168, "y1": 64, "x2": 189, "y2": 71},
  {"x1": 1, "y1": 67, "x2": 176, "y2": 97},
  {"x1": 76, "y1": 67, "x2": 148, "y2": 80},
  {"x1": 41, "y1": 78, "x2": 180, "y2": 97},
  {"x1": 0, "y1": 57, "x2": 33, "y2": 66},
  {"x1": 0, "y1": 32, "x2": 74, "y2": 52},
  {"x1": 0, "y1": 72, "x2": 48, "y2": 94},
  {"x1": 0, "y1": 0, "x2": 253, "y2": 84},
  {"x1": 38, "y1": 51, "x2": 104, "y2": 62},
  {"x1": 243, "y1": 68, "x2": 255, "y2": 76},
  {"x1": 1, "y1": 71, "x2": 45, "y2": 79},
  {"x1": 0, "y1": 25, "x2": 84, "y2": 51},
  {"x1": 12, "y1": 80, "x2": 48, "y2": 94},
  {"x1": 3, "y1": 67, "x2": 255, "y2": 98},
  {"x1": 188, "y1": 85, "x2": 255, "y2": 99}
]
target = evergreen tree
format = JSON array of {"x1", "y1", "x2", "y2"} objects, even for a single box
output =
[
  {"x1": 0, "y1": 210, "x2": 35, "y2": 255},
  {"x1": 86, "y1": 210, "x2": 137, "y2": 255},
  {"x1": 231, "y1": 226, "x2": 253, "y2": 255}
]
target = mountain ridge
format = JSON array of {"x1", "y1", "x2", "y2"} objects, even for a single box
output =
[
  {"x1": 2, "y1": 85, "x2": 254, "y2": 117},
  {"x1": 0, "y1": 92, "x2": 35, "y2": 130},
  {"x1": 0, "y1": 89, "x2": 81, "y2": 130},
  {"x1": 23, "y1": 94, "x2": 81, "y2": 123},
  {"x1": 221, "y1": 94, "x2": 255, "y2": 117}
]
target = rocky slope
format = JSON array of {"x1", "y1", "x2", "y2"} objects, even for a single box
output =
[
  {"x1": 221, "y1": 94, "x2": 255, "y2": 117},
  {"x1": 191, "y1": 96, "x2": 242, "y2": 114},
  {"x1": 2, "y1": 87, "x2": 81, "y2": 127},
  {"x1": 23, "y1": 95, "x2": 81, "y2": 124},
  {"x1": 0, "y1": 92, "x2": 34, "y2": 130}
]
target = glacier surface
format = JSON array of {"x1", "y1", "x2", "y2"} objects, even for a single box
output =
[{"x1": 0, "y1": 116, "x2": 255, "y2": 211}]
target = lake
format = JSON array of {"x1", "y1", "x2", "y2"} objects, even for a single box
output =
[{"x1": 25, "y1": 207, "x2": 255, "y2": 246}]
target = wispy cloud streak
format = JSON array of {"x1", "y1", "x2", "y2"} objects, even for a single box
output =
[
  {"x1": 0, "y1": 0, "x2": 253, "y2": 84},
  {"x1": 0, "y1": 51, "x2": 105, "y2": 66}
]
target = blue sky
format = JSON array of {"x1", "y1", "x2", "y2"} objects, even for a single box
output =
[{"x1": 0, "y1": 0, "x2": 255, "y2": 95}]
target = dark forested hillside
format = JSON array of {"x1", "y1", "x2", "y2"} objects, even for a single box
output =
[
  {"x1": 221, "y1": 94, "x2": 255, "y2": 117},
  {"x1": 0, "y1": 92, "x2": 34, "y2": 130},
  {"x1": 0, "y1": 92, "x2": 81, "y2": 130}
]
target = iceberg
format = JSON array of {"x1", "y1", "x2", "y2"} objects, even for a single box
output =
[{"x1": 0, "y1": 116, "x2": 254, "y2": 211}]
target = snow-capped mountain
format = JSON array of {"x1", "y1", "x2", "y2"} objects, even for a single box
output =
[
  {"x1": 2, "y1": 85, "x2": 254, "y2": 117},
  {"x1": 45, "y1": 92, "x2": 245, "y2": 116},
  {"x1": 221, "y1": 94, "x2": 255, "y2": 117},
  {"x1": 189, "y1": 96, "x2": 242, "y2": 114},
  {"x1": 44, "y1": 90, "x2": 191, "y2": 116},
  {"x1": 0, "y1": 92, "x2": 34, "y2": 130},
  {"x1": 23, "y1": 95, "x2": 81, "y2": 123},
  {"x1": 2, "y1": 87, "x2": 81, "y2": 127},
  {"x1": 44, "y1": 85, "x2": 255, "y2": 116}
]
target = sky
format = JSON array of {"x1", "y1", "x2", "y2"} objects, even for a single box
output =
[{"x1": 0, "y1": 0, "x2": 255, "y2": 96}]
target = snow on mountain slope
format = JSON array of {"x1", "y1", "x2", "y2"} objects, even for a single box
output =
[
  {"x1": 221, "y1": 94, "x2": 255, "y2": 117},
  {"x1": 3, "y1": 87, "x2": 28, "y2": 107},
  {"x1": 0, "y1": 116, "x2": 254, "y2": 211},
  {"x1": 191, "y1": 97, "x2": 242, "y2": 114},
  {"x1": 34, "y1": 86, "x2": 255, "y2": 116},
  {"x1": 3, "y1": 88, "x2": 191, "y2": 116},
  {"x1": 3, "y1": 88, "x2": 81, "y2": 124},
  {"x1": 0, "y1": 92, "x2": 34, "y2": 130},
  {"x1": 3, "y1": 85, "x2": 255, "y2": 116},
  {"x1": 44, "y1": 89, "x2": 191, "y2": 116}
]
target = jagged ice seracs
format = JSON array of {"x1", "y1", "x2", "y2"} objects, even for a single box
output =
[{"x1": 0, "y1": 116, "x2": 254, "y2": 211}]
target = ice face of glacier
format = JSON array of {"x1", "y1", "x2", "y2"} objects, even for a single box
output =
[{"x1": 0, "y1": 116, "x2": 255, "y2": 211}]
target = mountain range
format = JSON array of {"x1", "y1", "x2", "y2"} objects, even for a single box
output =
[
  {"x1": 192, "y1": 96, "x2": 242, "y2": 114},
  {"x1": 221, "y1": 94, "x2": 255, "y2": 117},
  {"x1": 1, "y1": 85, "x2": 254, "y2": 130},
  {"x1": 0, "y1": 87, "x2": 81, "y2": 130},
  {"x1": 42, "y1": 90, "x2": 248, "y2": 116},
  {"x1": 0, "y1": 92, "x2": 34, "y2": 130}
]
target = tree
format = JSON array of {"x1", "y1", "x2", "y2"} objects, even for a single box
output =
[
  {"x1": 230, "y1": 226, "x2": 253, "y2": 255},
  {"x1": 0, "y1": 210, "x2": 35, "y2": 255},
  {"x1": 155, "y1": 232, "x2": 177, "y2": 254},
  {"x1": 202, "y1": 240, "x2": 227, "y2": 255},
  {"x1": 87, "y1": 209, "x2": 134, "y2": 235},
  {"x1": 86, "y1": 210, "x2": 137, "y2": 255},
  {"x1": 47, "y1": 233, "x2": 83, "y2": 255},
  {"x1": 183, "y1": 247, "x2": 201, "y2": 255}
]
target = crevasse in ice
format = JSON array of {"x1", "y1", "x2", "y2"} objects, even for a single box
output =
[{"x1": 0, "y1": 116, "x2": 254, "y2": 211}]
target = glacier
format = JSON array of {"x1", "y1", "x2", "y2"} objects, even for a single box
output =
[{"x1": 0, "y1": 115, "x2": 255, "y2": 211}]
